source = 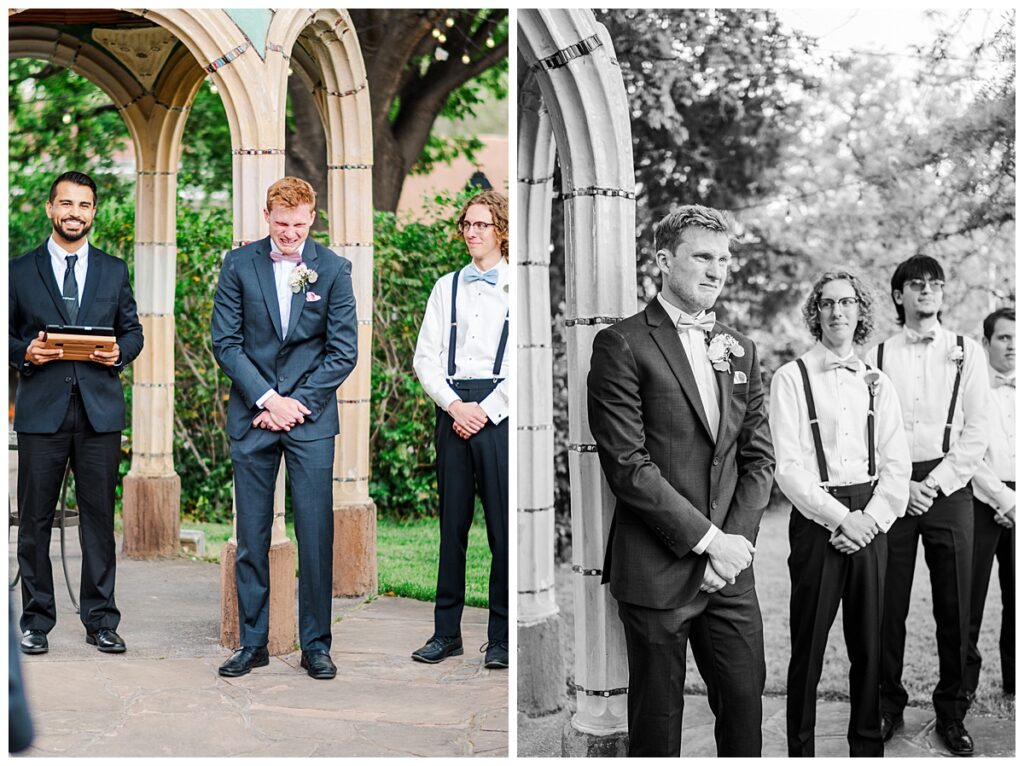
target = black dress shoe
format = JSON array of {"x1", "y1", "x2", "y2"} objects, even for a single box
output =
[
  {"x1": 481, "y1": 640, "x2": 508, "y2": 669},
  {"x1": 86, "y1": 628, "x2": 126, "y2": 654},
  {"x1": 300, "y1": 650, "x2": 337, "y2": 680},
  {"x1": 20, "y1": 629, "x2": 48, "y2": 655},
  {"x1": 411, "y1": 635, "x2": 463, "y2": 664},
  {"x1": 937, "y1": 719, "x2": 974, "y2": 757},
  {"x1": 218, "y1": 646, "x2": 269, "y2": 677},
  {"x1": 881, "y1": 712, "x2": 904, "y2": 742}
]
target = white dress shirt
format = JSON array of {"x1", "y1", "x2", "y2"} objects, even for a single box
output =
[
  {"x1": 48, "y1": 236, "x2": 89, "y2": 300},
  {"x1": 413, "y1": 258, "x2": 509, "y2": 424},
  {"x1": 972, "y1": 364, "x2": 1015, "y2": 515},
  {"x1": 256, "y1": 248, "x2": 300, "y2": 408},
  {"x1": 770, "y1": 343, "x2": 911, "y2": 533},
  {"x1": 862, "y1": 323, "x2": 991, "y2": 495},
  {"x1": 656, "y1": 294, "x2": 722, "y2": 553}
]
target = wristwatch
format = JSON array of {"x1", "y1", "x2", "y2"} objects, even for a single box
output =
[{"x1": 923, "y1": 476, "x2": 939, "y2": 492}]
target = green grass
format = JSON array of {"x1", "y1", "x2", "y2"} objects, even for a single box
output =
[{"x1": 171, "y1": 511, "x2": 493, "y2": 609}]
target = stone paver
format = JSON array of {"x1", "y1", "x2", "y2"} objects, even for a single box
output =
[{"x1": 9, "y1": 536, "x2": 508, "y2": 757}]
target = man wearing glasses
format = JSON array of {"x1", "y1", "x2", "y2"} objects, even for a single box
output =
[
  {"x1": 863, "y1": 255, "x2": 991, "y2": 756},
  {"x1": 770, "y1": 272, "x2": 910, "y2": 756},
  {"x1": 411, "y1": 191, "x2": 509, "y2": 670}
]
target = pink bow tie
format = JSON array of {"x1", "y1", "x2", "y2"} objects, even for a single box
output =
[
  {"x1": 676, "y1": 311, "x2": 716, "y2": 333},
  {"x1": 270, "y1": 249, "x2": 302, "y2": 264}
]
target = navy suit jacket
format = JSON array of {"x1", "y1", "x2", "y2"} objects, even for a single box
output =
[
  {"x1": 211, "y1": 236, "x2": 358, "y2": 441},
  {"x1": 8, "y1": 243, "x2": 144, "y2": 434},
  {"x1": 587, "y1": 298, "x2": 775, "y2": 608}
]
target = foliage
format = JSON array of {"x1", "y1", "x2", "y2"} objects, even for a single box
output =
[{"x1": 369, "y1": 188, "x2": 481, "y2": 518}]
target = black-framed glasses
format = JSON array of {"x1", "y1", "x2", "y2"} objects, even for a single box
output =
[
  {"x1": 459, "y1": 221, "x2": 495, "y2": 233},
  {"x1": 817, "y1": 297, "x2": 858, "y2": 312},
  {"x1": 903, "y1": 278, "x2": 945, "y2": 292}
]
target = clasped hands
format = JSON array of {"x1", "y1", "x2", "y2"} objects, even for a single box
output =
[
  {"x1": 829, "y1": 510, "x2": 879, "y2": 555},
  {"x1": 448, "y1": 400, "x2": 489, "y2": 440},
  {"x1": 252, "y1": 392, "x2": 310, "y2": 432},
  {"x1": 24, "y1": 330, "x2": 120, "y2": 367},
  {"x1": 700, "y1": 532, "x2": 756, "y2": 594}
]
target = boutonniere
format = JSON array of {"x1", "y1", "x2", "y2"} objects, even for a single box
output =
[
  {"x1": 863, "y1": 369, "x2": 881, "y2": 398},
  {"x1": 289, "y1": 264, "x2": 318, "y2": 294},
  {"x1": 707, "y1": 333, "x2": 745, "y2": 372},
  {"x1": 947, "y1": 345, "x2": 964, "y2": 373}
]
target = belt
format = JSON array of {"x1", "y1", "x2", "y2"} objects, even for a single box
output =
[{"x1": 824, "y1": 480, "x2": 876, "y2": 500}]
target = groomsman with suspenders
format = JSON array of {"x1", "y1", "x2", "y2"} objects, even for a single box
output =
[
  {"x1": 412, "y1": 191, "x2": 509, "y2": 670},
  {"x1": 770, "y1": 271, "x2": 910, "y2": 756},
  {"x1": 965, "y1": 307, "x2": 1015, "y2": 702},
  {"x1": 864, "y1": 254, "x2": 991, "y2": 756}
]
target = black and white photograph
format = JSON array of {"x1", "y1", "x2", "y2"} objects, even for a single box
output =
[{"x1": 516, "y1": 7, "x2": 1015, "y2": 758}]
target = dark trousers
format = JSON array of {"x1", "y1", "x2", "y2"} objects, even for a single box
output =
[
  {"x1": 230, "y1": 429, "x2": 335, "y2": 652},
  {"x1": 965, "y1": 495, "x2": 1015, "y2": 695},
  {"x1": 17, "y1": 393, "x2": 121, "y2": 633},
  {"x1": 617, "y1": 588, "x2": 766, "y2": 757},
  {"x1": 882, "y1": 460, "x2": 973, "y2": 723},
  {"x1": 433, "y1": 379, "x2": 508, "y2": 643},
  {"x1": 786, "y1": 482, "x2": 886, "y2": 758}
]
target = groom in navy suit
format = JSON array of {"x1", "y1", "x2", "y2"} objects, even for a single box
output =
[{"x1": 211, "y1": 177, "x2": 357, "y2": 679}]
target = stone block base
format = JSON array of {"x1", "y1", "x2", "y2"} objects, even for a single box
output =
[
  {"x1": 332, "y1": 501, "x2": 377, "y2": 597},
  {"x1": 122, "y1": 473, "x2": 181, "y2": 558},
  {"x1": 518, "y1": 613, "x2": 565, "y2": 716},
  {"x1": 220, "y1": 539, "x2": 297, "y2": 656},
  {"x1": 562, "y1": 720, "x2": 629, "y2": 757}
]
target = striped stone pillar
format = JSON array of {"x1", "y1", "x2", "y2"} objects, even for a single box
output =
[{"x1": 516, "y1": 77, "x2": 565, "y2": 717}]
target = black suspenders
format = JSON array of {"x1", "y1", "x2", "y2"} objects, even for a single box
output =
[
  {"x1": 795, "y1": 358, "x2": 877, "y2": 485},
  {"x1": 876, "y1": 335, "x2": 963, "y2": 455},
  {"x1": 446, "y1": 267, "x2": 509, "y2": 380}
]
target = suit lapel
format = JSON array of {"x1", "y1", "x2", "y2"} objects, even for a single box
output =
[
  {"x1": 34, "y1": 246, "x2": 71, "y2": 324},
  {"x1": 283, "y1": 238, "x2": 318, "y2": 343},
  {"x1": 646, "y1": 301, "x2": 714, "y2": 442},
  {"x1": 253, "y1": 237, "x2": 284, "y2": 340},
  {"x1": 713, "y1": 324, "x2": 735, "y2": 446},
  {"x1": 77, "y1": 246, "x2": 101, "y2": 322}
]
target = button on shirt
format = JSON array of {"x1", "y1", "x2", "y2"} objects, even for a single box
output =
[
  {"x1": 48, "y1": 236, "x2": 89, "y2": 301},
  {"x1": 863, "y1": 324, "x2": 991, "y2": 494},
  {"x1": 770, "y1": 343, "x2": 911, "y2": 532},
  {"x1": 972, "y1": 364, "x2": 1015, "y2": 515},
  {"x1": 413, "y1": 259, "x2": 509, "y2": 424}
]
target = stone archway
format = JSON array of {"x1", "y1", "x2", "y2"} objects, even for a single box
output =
[
  {"x1": 517, "y1": 8, "x2": 636, "y2": 755},
  {"x1": 8, "y1": 8, "x2": 376, "y2": 656}
]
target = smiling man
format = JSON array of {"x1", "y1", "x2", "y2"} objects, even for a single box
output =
[
  {"x1": 864, "y1": 254, "x2": 991, "y2": 756},
  {"x1": 9, "y1": 170, "x2": 144, "y2": 656},
  {"x1": 412, "y1": 191, "x2": 510, "y2": 670},
  {"x1": 211, "y1": 176, "x2": 358, "y2": 680},
  {"x1": 770, "y1": 272, "x2": 910, "y2": 756},
  {"x1": 587, "y1": 205, "x2": 775, "y2": 756}
]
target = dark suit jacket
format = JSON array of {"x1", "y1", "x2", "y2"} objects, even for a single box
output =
[
  {"x1": 211, "y1": 236, "x2": 358, "y2": 441},
  {"x1": 587, "y1": 298, "x2": 775, "y2": 608},
  {"x1": 8, "y1": 243, "x2": 144, "y2": 434}
]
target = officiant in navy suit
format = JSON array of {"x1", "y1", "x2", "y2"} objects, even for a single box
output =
[
  {"x1": 211, "y1": 176, "x2": 357, "y2": 680},
  {"x1": 9, "y1": 170, "x2": 144, "y2": 656}
]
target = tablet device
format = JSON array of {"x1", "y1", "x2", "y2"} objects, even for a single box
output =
[{"x1": 43, "y1": 325, "x2": 116, "y2": 361}]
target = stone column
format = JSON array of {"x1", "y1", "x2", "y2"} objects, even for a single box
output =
[{"x1": 516, "y1": 78, "x2": 565, "y2": 717}]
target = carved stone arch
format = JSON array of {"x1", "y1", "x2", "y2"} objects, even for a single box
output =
[{"x1": 518, "y1": 8, "x2": 636, "y2": 755}]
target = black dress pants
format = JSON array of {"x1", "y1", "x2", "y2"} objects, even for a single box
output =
[
  {"x1": 965, "y1": 495, "x2": 1015, "y2": 695},
  {"x1": 17, "y1": 392, "x2": 121, "y2": 633},
  {"x1": 881, "y1": 460, "x2": 973, "y2": 723},
  {"x1": 433, "y1": 379, "x2": 508, "y2": 643},
  {"x1": 786, "y1": 482, "x2": 886, "y2": 757}
]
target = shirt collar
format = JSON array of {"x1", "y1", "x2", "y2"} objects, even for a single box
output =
[
  {"x1": 657, "y1": 294, "x2": 713, "y2": 327},
  {"x1": 47, "y1": 236, "x2": 89, "y2": 262}
]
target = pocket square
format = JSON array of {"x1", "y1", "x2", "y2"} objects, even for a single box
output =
[
  {"x1": 305, "y1": 291, "x2": 321, "y2": 302},
  {"x1": 733, "y1": 370, "x2": 747, "y2": 384}
]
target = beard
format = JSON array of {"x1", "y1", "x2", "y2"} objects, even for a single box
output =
[{"x1": 52, "y1": 215, "x2": 92, "y2": 243}]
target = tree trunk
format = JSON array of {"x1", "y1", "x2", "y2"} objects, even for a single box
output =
[{"x1": 285, "y1": 75, "x2": 328, "y2": 230}]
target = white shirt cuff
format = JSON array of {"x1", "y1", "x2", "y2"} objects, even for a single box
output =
[
  {"x1": 256, "y1": 389, "x2": 277, "y2": 409},
  {"x1": 692, "y1": 525, "x2": 720, "y2": 555}
]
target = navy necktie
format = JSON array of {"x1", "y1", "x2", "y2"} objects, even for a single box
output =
[{"x1": 63, "y1": 254, "x2": 79, "y2": 324}]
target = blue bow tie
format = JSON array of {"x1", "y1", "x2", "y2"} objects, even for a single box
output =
[{"x1": 464, "y1": 268, "x2": 498, "y2": 286}]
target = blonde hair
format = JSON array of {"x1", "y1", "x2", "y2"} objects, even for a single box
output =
[
  {"x1": 266, "y1": 176, "x2": 316, "y2": 212},
  {"x1": 457, "y1": 190, "x2": 509, "y2": 261}
]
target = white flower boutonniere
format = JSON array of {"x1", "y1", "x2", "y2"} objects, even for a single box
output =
[
  {"x1": 863, "y1": 369, "x2": 881, "y2": 398},
  {"x1": 707, "y1": 333, "x2": 745, "y2": 372},
  {"x1": 289, "y1": 264, "x2": 318, "y2": 294},
  {"x1": 947, "y1": 345, "x2": 964, "y2": 373}
]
